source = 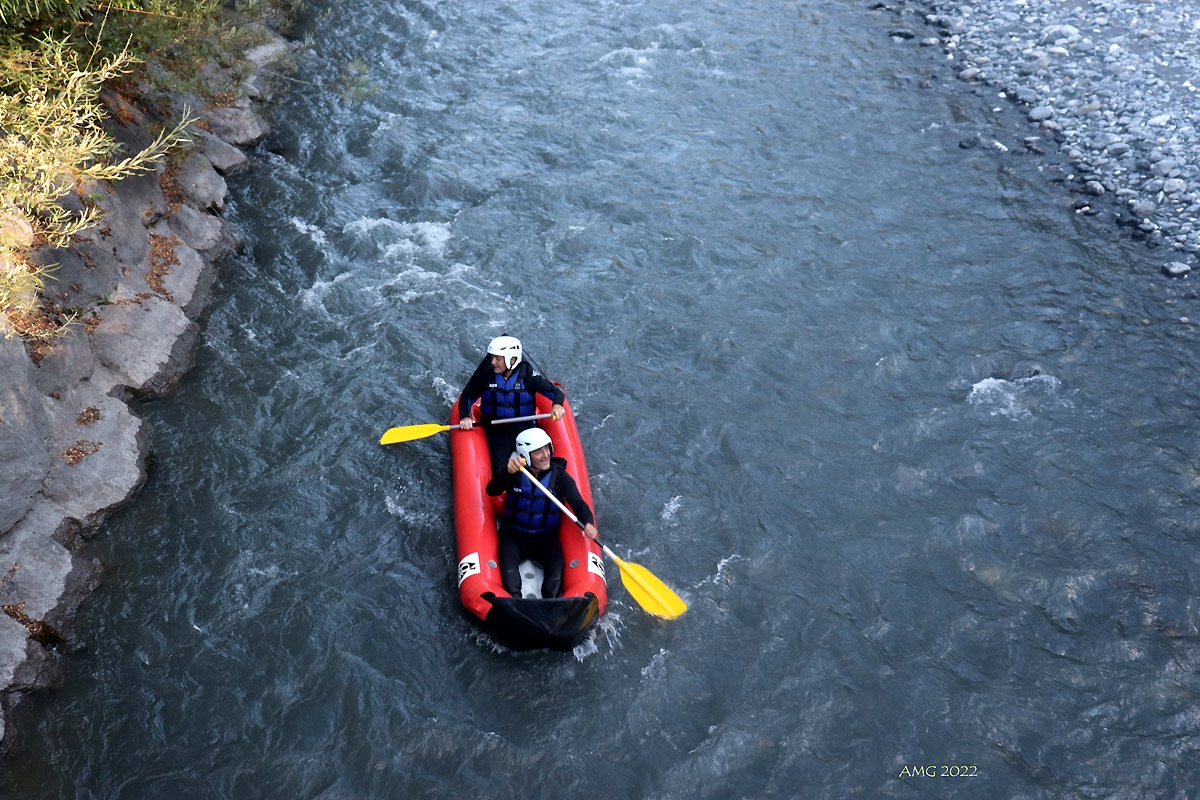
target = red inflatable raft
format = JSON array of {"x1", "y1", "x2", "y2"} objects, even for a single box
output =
[{"x1": 449, "y1": 390, "x2": 608, "y2": 650}]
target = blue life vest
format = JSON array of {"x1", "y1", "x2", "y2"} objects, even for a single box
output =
[
  {"x1": 501, "y1": 464, "x2": 563, "y2": 534},
  {"x1": 480, "y1": 366, "x2": 538, "y2": 420}
]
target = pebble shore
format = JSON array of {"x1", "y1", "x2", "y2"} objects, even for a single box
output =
[{"x1": 879, "y1": 0, "x2": 1199, "y2": 278}]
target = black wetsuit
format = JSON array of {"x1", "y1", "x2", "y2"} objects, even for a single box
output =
[
  {"x1": 458, "y1": 358, "x2": 565, "y2": 479},
  {"x1": 486, "y1": 457, "x2": 594, "y2": 598}
]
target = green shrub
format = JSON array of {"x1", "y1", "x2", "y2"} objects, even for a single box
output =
[
  {"x1": 1, "y1": 36, "x2": 192, "y2": 338},
  {"x1": 0, "y1": 0, "x2": 297, "y2": 340},
  {"x1": 0, "y1": 0, "x2": 85, "y2": 27},
  {"x1": 0, "y1": 0, "x2": 85, "y2": 46},
  {"x1": 87, "y1": 1, "x2": 220, "y2": 64}
]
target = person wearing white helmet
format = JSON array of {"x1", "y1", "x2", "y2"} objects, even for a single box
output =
[
  {"x1": 485, "y1": 427, "x2": 598, "y2": 598},
  {"x1": 457, "y1": 335, "x2": 566, "y2": 478}
]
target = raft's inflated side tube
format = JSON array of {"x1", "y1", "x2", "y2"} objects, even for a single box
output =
[{"x1": 450, "y1": 390, "x2": 607, "y2": 650}]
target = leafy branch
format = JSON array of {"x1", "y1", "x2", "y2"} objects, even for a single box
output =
[{"x1": 1, "y1": 36, "x2": 192, "y2": 338}]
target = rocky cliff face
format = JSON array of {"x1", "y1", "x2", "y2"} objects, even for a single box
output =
[{"x1": 0, "y1": 24, "x2": 293, "y2": 747}]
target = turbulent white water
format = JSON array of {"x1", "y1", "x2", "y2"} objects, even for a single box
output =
[{"x1": 5, "y1": 1, "x2": 1200, "y2": 798}]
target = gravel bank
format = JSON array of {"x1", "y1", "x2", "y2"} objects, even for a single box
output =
[{"x1": 879, "y1": 0, "x2": 1199, "y2": 278}]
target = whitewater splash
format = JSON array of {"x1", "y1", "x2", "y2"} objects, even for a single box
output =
[
  {"x1": 967, "y1": 374, "x2": 1064, "y2": 419},
  {"x1": 343, "y1": 217, "x2": 453, "y2": 262},
  {"x1": 661, "y1": 495, "x2": 682, "y2": 521},
  {"x1": 289, "y1": 216, "x2": 329, "y2": 246}
]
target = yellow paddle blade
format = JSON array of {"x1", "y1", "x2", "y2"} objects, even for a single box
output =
[
  {"x1": 380, "y1": 423, "x2": 454, "y2": 445},
  {"x1": 611, "y1": 554, "x2": 687, "y2": 619}
]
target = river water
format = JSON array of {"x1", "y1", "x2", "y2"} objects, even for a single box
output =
[{"x1": 5, "y1": 0, "x2": 1200, "y2": 797}]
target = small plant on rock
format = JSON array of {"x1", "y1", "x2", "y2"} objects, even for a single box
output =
[{"x1": 0, "y1": 35, "x2": 192, "y2": 339}]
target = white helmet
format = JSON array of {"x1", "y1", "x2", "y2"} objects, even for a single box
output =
[
  {"x1": 515, "y1": 427, "x2": 553, "y2": 463},
  {"x1": 487, "y1": 335, "x2": 522, "y2": 371}
]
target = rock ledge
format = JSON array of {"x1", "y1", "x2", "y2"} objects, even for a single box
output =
[{"x1": 0, "y1": 23, "x2": 295, "y2": 748}]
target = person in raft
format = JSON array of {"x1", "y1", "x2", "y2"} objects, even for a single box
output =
[
  {"x1": 457, "y1": 335, "x2": 565, "y2": 479},
  {"x1": 486, "y1": 427, "x2": 598, "y2": 598}
]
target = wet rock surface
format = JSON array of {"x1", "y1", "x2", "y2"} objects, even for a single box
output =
[{"x1": 0, "y1": 25, "x2": 296, "y2": 746}]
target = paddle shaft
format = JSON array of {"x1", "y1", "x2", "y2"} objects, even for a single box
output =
[{"x1": 488, "y1": 413, "x2": 552, "y2": 426}]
